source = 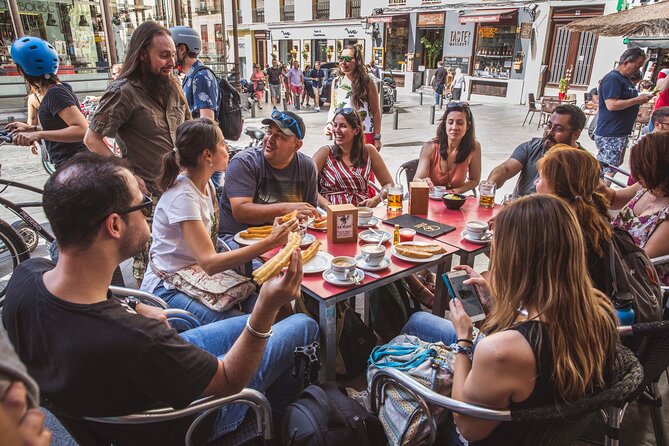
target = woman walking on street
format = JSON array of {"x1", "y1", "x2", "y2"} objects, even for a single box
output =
[
  {"x1": 326, "y1": 45, "x2": 382, "y2": 151},
  {"x1": 251, "y1": 64, "x2": 266, "y2": 109}
]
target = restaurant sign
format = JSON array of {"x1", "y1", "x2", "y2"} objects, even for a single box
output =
[{"x1": 417, "y1": 12, "x2": 445, "y2": 28}]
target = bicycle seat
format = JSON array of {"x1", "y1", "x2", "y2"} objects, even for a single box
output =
[{"x1": 245, "y1": 127, "x2": 266, "y2": 141}]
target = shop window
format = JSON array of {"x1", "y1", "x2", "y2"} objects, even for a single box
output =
[
  {"x1": 473, "y1": 24, "x2": 516, "y2": 80},
  {"x1": 312, "y1": 0, "x2": 329, "y2": 20},
  {"x1": 252, "y1": 0, "x2": 264, "y2": 23},
  {"x1": 281, "y1": 0, "x2": 295, "y2": 21},
  {"x1": 346, "y1": 0, "x2": 360, "y2": 18},
  {"x1": 384, "y1": 15, "x2": 409, "y2": 70}
]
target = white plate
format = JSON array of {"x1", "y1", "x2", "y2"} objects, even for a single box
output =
[
  {"x1": 358, "y1": 216, "x2": 381, "y2": 228},
  {"x1": 307, "y1": 222, "x2": 328, "y2": 231},
  {"x1": 355, "y1": 255, "x2": 391, "y2": 271},
  {"x1": 303, "y1": 251, "x2": 334, "y2": 274},
  {"x1": 322, "y1": 268, "x2": 364, "y2": 286},
  {"x1": 391, "y1": 242, "x2": 447, "y2": 263},
  {"x1": 358, "y1": 229, "x2": 392, "y2": 243},
  {"x1": 234, "y1": 230, "x2": 266, "y2": 246},
  {"x1": 461, "y1": 230, "x2": 493, "y2": 245},
  {"x1": 429, "y1": 193, "x2": 446, "y2": 201}
]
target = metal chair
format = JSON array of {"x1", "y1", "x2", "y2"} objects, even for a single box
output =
[
  {"x1": 522, "y1": 93, "x2": 542, "y2": 127},
  {"x1": 395, "y1": 158, "x2": 420, "y2": 186},
  {"x1": 79, "y1": 389, "x2": 273, "y2": 446},
  {"x1": 538, "y1": 98, "x2": 560, "y2": 129},
  {"x1": 370, "y1": 344, "x2": 642, "y2": 446},
  {"x1": 603, "y1": 321, "x2": 669, "y2": 446}
]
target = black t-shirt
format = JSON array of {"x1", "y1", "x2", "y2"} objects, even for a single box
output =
[
  {"x1": 433, "y1": 67, "x2": 447, "y2": 86},
  {"x1": 2, "y1": 259, "x2": 218, "y2": 445},
  {"x1": 38, "y1": 83, "x2": 88, "y2": 168},
  {"x1": 309, "y1": 68, "x2": 325, "y2": 88},
  {"x1": 267, "y1": 66, "x2": 282, "y2": 85}
]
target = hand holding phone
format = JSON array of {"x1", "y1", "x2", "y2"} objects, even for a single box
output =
[{"x1": 442, "y1": 270, "x2": 486, "y2": 322}]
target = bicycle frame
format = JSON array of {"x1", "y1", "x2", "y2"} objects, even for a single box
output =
[{"x1": 0, "y1": 178, "x2": 54, "y2": 244}]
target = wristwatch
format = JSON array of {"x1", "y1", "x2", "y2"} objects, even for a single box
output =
[
  {"x1": 125, "y1": 297, "x2": 140, "y2": 311},
  {"x1": 373, "y1": 134, "x2": 382, "y2": 141},
  {"x1": 449, "y1": 342, "x2": 473, "y2": 360}
]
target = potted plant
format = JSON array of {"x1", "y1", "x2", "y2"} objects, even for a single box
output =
[
  {"x1": 326, "y1": 45, "x2": 334, "y2": 61},
  {"x1": 420, "y1": 35, "x2": 443, "y2": 69},
  {"x1": 558, "y1": 77, "x2": 569, "y2": 100}
]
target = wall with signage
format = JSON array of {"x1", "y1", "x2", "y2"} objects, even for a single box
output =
[{"x1": 442, "y1": 11, "x2": 475, "y2": 59}]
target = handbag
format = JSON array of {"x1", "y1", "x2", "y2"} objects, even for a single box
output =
[
  {"x1": 366, "y1": 335, "x2": 455, "y2": 446},
  {"x1": 149, "y1": 181, "x2": 256, "y2": 313}
]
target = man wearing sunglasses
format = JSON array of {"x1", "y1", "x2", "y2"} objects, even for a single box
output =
[
  {"x1": 3, "y1": 153, "x2": 318, "y2": 444},
  {"x1": 487, "y1": 104, "x2": 586, "y2": 196},
  {"x1": 219, "y1": 110, "x2": 320, "y2": 243}
]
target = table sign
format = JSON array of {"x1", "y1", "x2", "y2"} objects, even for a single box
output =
[
  {"x1": 409, "y1": 181, "x2": 429, "y2": 214},
  {"x1": 384, "y1": 214, "x2": 455, "y2": 238},
  {"x1": 326, "y1": 204, "x2": 358, "y2": 243}
]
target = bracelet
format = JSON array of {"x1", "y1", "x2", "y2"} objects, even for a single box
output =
[
  {"x1": 246, "y1": 318, "x2": 273, "y2": 339},
  {"x1": 373, "y1": 134, "x2": 382, "y2": 140},
  {"x1": 456, "y1": 338, "x2": 473, "y2": 345},
  {"x1": 449, "y1": 342, "x2": 473, "y2": 360}
]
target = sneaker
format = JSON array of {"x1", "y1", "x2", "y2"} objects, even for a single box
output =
[{"x1": 314, "y1": 106, "x2": 320, "y2": 112}]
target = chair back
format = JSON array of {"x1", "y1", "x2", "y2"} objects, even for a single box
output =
[
  {"x1": 394, "y1": 158, "x2": 420, "y2": 186},
  {"x1": 627, "y1": 321, "x2": 669, "y2": 391},
  {"x1": 528, "y1": 93, "x2": 539, "y2": 111},
  {"x1": 541, "y1": 99, "x2": 560, "y2": 115}
]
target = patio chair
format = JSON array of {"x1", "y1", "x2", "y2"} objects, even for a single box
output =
[
  {"x1": 394, "y1": 158, "x2": 477, "y2": 198},
  {"x1": 598, "y1": 161, "x2": 632, "y2": 188},
  {"x1": 55, "y1": 388, "x2": 273, "y2": 446},
  {"x1": 522, "y1": 93, "x2": 541, "y2": 126},
  {"x1": 370, "y1": 344, "x2": 642, "y2": 446},
  {"x1": 538, "y1": 98, "x2": 560, "y2": 129},
  {"x1": 603, "y1": 321, "x2": 669, "y2": 446}
]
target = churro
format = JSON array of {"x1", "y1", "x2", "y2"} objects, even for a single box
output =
[
  {"x1": 281, "y1": 210, "x2": 298, "y2": 222},
  {"x1": 239, "y1": 231, "x2": 270, "y2": 240},
  {"x1": 301, "y1": 240, "x2": 321, "y2": 263},
  {"x1": 246, "y1": 225, "x2": 273, "y2": 233},
  {"x1": 253, "y1": 232, "x2": 301, "y2": 285}
]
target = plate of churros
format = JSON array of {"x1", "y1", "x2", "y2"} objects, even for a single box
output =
[
  {"x1": 234, "y1": 225, "x2": 272, "y2": 245},
  {"x1": 308, "y1": 216, "x2": 328, "y2": 231},
  {"x1": 391, "y1": 242, "x2": 448, "y2": 263}
]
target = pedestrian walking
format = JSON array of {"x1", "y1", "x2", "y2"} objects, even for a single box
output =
[
  {"x1": 430, "y1": 61, "x2": 447, "y2": 105},
  {"x1": 450, "y1": 68, "x2": 466, "y2": 101},
  {"x1": 309, "y1": 61, "x2": 325, "y2": 112},
  {"x1": 267, "y1": 59, "x2": 283, "y2": 108},
  {"x1": 251, "y1": 64, "x2": 266, "y2": 108},
  {"x1": 282, "y1": 64, "x2": 292, "y2": 105},
  {"x1": 287, "y1": 60, "x2": 304, "y2": 111}
]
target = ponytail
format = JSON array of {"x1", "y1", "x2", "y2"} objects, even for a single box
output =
[{"x1": 158, "y1": 147, "x2": 182, "y2": 192}]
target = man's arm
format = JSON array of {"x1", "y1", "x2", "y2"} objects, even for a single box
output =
[
  {"x1": 84, "y1": 128, "x2": 114, "y2": 157},
  {"x1": 202, "y1": 251, "x2": 304, "y2": 397},
  {"x1": 605, "y1": 94, "x2": 652, "y2": 111},
  {"x1": 230, "y1": 197, "x2": 318, "y2": 224},
  {"x1": 487, "y1": 158, "x2": 523, "y2": 188},
  {"x1": 199, "y1": 109, "x2": 216, "y2": 121}
]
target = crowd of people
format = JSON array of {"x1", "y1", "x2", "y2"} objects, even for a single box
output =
[{"x1": 0, "y1": 22, "x2": 667, "y2": 446}]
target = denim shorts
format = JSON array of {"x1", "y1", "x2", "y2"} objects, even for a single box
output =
[{"x1": 595, "y1": 135, "x2": 629, "y2": 172}]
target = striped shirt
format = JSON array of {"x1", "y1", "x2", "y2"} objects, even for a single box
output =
[{"x1": 319, "y1": 145, "x2": 372, "y2": 205}]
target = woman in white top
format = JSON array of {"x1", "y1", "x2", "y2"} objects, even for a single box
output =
[
  {"x1": 325, "y1": 45, "x2": 382, "y2": 150},
  {"x1": 450, "y1": 68, "x2": 466, "y2": 101},
  {"x1": 141, "y1": 118, "x2": 297, "y2": 325}
]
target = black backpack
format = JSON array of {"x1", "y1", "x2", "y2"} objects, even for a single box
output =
[
  {"x1": 190, "y1": 66, "x2": 244, "y2": 141},
  {"x1": 280, "y1": 382, "x2": 386, "y2": 446},
  {"x1": 606, "y1": 228, "x2": 663, "y2": 323},
  {"x1": 369, "y1": 279, "x2": 420, "y2": 343}
]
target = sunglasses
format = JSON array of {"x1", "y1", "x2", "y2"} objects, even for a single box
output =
[
  {"x1": 338, "y1": 55, "x2": 353, "y2": 63},
  {"x1": 334, "y1": 107, "x2": 361, "y2": 122},
  {"x1": 447, "y1": 101, "x2": 470, "y2": 109},
  {"x1": 271, "y1": 109, "x2": 303, "y2": 139},
  {"x1": 102, "y1": 195, "x2": 153, "y2": 224}
]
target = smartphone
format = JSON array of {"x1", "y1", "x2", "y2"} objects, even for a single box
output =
[{"x1": 442, "y1": 271, "x2": 486, "y2": 322}]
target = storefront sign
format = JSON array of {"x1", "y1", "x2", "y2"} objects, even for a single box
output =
[
  {"x1": 368, "y1": 16, "x2": 393, "y2": 23},
  {"x1": 520, "y1": 22, "x2": 532, "y2": 39},
  {"x1": 449, "y1": 30, "x2": 471, "y2": 47},
  {"x1": 417, "y1": 13, "x2": 445, "y2": 28},
  {"x1": 478, "y1": 27, "x2": 498, "y2": 38},
  {"x1": 443, "y1": 56, "x2": 470, "y2": 74},
  {"x1": 271, "y1": 25, "x2": 362, "y2": 40},
  {"x1": 459, "y1": 9, "x2": 517, "y2": 24},
  {"x1": 0, "y1": 0, "x2": 55, "y2": 13}
]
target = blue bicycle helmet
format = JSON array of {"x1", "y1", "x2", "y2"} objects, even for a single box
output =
[{"x1": 11, "y1": 36, "x2": 59, "y2": 77}]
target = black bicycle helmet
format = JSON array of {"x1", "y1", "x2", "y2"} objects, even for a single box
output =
[
  {"x1": 11, "y1": 36, "x2": 59, "y2": 77},
  {"x1": 170, "y1": 26, "x2": 202, "y2": 55}
]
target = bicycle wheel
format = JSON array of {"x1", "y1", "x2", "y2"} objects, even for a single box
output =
[
  {"x1": 38, "y1": 141, "x2": 56, "y2": 176},
  {"x1": 0, "y1": 219, "x2": 30, "y2": 308}
]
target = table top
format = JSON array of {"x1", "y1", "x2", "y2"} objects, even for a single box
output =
[
  {"x1": 260, "y1": 224, "x2": 456, "y2": 301},
  {"x1": 374, "y1": 196, "x2": 501, "y2": 252}
]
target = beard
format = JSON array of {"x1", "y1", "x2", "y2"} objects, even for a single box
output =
[{"x1": 141, "y1": 62, "x2": 173, "y2": 104}]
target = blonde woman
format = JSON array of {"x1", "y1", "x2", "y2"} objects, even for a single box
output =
[{"x1": 401, "y1": 195, "x2": 618, "y2": 444}]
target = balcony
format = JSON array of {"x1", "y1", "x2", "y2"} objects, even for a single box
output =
[
  {"x1": 252, "y1": 7, "x2": 264, "y2": 22},
  {"x1": 313, "y1": 1, "x2": 329, "y2": 20},
  {"x1": 346, "y1": 0, "x2": 360, "y2": 18},
  {"x1": 281, "y1": 4, "x2": 295, "y2": 21}
]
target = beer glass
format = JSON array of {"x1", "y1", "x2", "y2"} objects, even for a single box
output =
[
  {"x1": 387, "y1": 184, "x2": 404, "y2": 212},
  {"x1": 479, "y1": 181, "x2": 496, "y2": 208}
]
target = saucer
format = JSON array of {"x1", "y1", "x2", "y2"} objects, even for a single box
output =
[
  {"x1": 358, "y1": 229, "x2": 392, "y2": 243},
  {"x1": 429, "y1": 192, "x2": 446, "y2": 201},
  {"x1": 302, "y1": 251, "x2": 334, "y2": 274},
  {"x1": 461, "y1": 230, "x2": 493, "y2": 244},
  {"x1": 355, "y1": 255, "x2": 391, "y2": 271},
  {"x1": 358, "y1": 216, "x2": 381, "y2": 228},
  {"x1": 322, "y1": 268, "x2": 364, "y2": 286}
]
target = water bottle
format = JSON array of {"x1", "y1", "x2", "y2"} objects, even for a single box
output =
[{"x1": 613, "y1": 296, "x2": 635, "y2": 326}]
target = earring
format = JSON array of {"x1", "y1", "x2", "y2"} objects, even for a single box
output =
[{"x1": 209, "y1": 162, "x2": 213, "y2": 167}]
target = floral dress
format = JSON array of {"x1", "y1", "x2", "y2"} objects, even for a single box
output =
[
  {"x1": 327, "y1": 75, "x2": 373, "y2": 134},
  {"x1": 612, "y1": 189, "x2": 669, "y2": 285}
]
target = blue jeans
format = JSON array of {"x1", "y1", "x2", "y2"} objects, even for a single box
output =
[
  {"x1": 219, "y1": 233, "x2": 264, "y2": 270},
  {"x1": 400, "y1": 311, "x2": 458, "y2": 345},
  {"x1": 154, "y1": 283, "x2": 257, "y2": 326},
  {"x1": 179, "y1": 313, "x2": 319, "y2": 438},
  {"x1": 210, "y1": 171, "x2": 224, "y2": 189}
]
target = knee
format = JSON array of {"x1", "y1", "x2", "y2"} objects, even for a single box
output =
[
  {"x1": 286, "y1": 313, "x2": 319, "y2": 343},
  {"x1": 401, "y1": 311, "x2": 436, "y2": 335}
]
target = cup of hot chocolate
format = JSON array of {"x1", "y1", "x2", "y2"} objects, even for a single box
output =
[
  {"x1": 465, "y1": 220, "x2": 489, "y2": 240},
  {"x1": 358, "y1": 207, "x2": 373, "y2": 225},
  {"x1": 361, "y1": 244, "x2": 386, "y2": 266},
  {"x1": 330, "y1": 256, "x2": 357, "y2": 280}
]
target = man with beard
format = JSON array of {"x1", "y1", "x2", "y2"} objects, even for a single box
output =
[
  {"x1": 2, "y1": 153, "x2": 318, "y2": 445},
  {"x1": 84, "y1": 21, "x2": 190, "y2": 285},
  {"x1": 487, "y1": 104, "x2": 586, "y2": 196},
  {"x1": 218, "y1": 110, "x2": 319, "y2": 242}
]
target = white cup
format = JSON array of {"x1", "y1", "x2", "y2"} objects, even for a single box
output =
[
  {"x1": 432, "y1": 185, "x2": 446, "y2": 197},
  {"x1": 330, "y1": 256, "x2": 357, "y2": 281},
  {"x1": 465, "y1": 220, "x2": 489, "y2": 240},
  {"x1": 361, "y1": 244, "x2": 386, "y2": 266},
  {"x1": 358, "y1": 207, "x2": 373, "y2": 225}
]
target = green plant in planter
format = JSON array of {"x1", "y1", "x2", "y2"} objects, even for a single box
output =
[
  {"x1": 558, "y1": 77, "x2": 570, "y2": 93},
  {"x1": 420, "y1": 35, "x2": 443, "y2": 69}
]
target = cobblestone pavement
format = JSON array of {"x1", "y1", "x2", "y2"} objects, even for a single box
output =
[{"x1": 0, "y1": 94, "x2": 663, "y2": 446}]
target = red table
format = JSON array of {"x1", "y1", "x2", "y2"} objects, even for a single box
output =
[
  {"x1": 374, "y1": 196, "x2": 502, "y2": 316},
  {"x1": 261, "y1": 226, "x2": 457, "y2": 380}
]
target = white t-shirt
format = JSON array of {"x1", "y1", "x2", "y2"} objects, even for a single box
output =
[{"x1": 141, "y1": 175, "x2": 216, "y2": 292}]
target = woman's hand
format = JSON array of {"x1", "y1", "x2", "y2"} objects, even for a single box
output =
[
  {"x1": 4, "y1": 122, "x2": 32, "y2": 133},
  {"x1": 453, "y1": 265, "x2": 494, "y2": 312},
  {"x1": 449, "y1": 298, "x2": 473, "y2": 340},
  {"x1": 358, "y1": 195, "x2": 382, "y2": 208},
  {"x1": 324, "y1": 122, "x2": 333, "y2": 136},
  {"x1": 423, "y1": 177, "x2": 435, "y2": 191},
  {"x1": 269, "y1": 217, "x2": 299, "y2": 247},
  {"x1": 12, "y1": 132, "x2": 41, "y2": 146}
]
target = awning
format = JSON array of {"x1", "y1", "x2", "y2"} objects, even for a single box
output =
[
  {"x1": 627, "y1": 36, "x2": 669, "y2": 49},
  {"x1": 459, "y1": 9, "x2": 517, "y2": 24}
]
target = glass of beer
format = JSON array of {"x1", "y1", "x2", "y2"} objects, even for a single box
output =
[
  {"x1": 387, "y1": 184, "x2": 404, "y2": 212},
  {"x1": 479, "y1": 181, "x2": 496, "y2": 208}
]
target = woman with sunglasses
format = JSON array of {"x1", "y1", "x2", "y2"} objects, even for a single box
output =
[
  {"x1": 326, "y1": 45, "x2": 382, "y2": 151},
  {"x1": 313, "y1": 107, "x2": 393, "y2": 208},
  {"x1": 141, "y1": 119, "x2": 298, "y2": 325},
  {"x1": 414, "y1": 102, "x2": 481, "y2": 195},
  {"x1": 251, "y1": 64, "x2": 266, "y2": 109}
]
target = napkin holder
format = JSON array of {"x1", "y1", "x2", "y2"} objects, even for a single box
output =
[
  {"x1": 326, "y1": 204, "x2": 358, "y2": 244},
  {"x1": 409, "y1": 181, "x2": 429, "y2": 215}
]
